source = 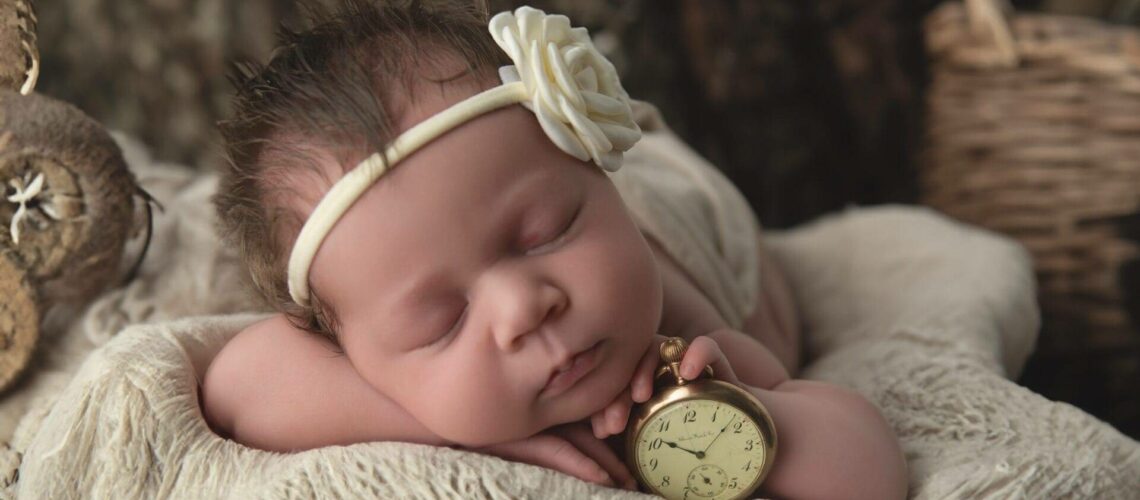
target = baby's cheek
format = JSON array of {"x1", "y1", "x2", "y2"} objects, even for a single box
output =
[
  {"x1": 581, "y1": 220, "x2": 662, "y2": 324},
  {"x1": 610, "y1": 239, "x2": 663, "y2": 337},
  {"x1": 412, "y1": 373, "x2": 541, "y2": 447}
]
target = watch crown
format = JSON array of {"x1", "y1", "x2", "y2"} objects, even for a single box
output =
[{"x1": 660, "y1": 337, "x2": 687, "y2": 364}]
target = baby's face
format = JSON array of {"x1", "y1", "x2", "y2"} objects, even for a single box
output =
[{"x1": 302, "y1": 81, "x2": 662, "y2": 446}]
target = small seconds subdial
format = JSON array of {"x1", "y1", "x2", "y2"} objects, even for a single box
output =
[
  {"x1": 634, "y1": 400, "x2": 769, "y2": 500},
  {"x1": 686, "y1": 464, "x2": 728, "y2": 497}
]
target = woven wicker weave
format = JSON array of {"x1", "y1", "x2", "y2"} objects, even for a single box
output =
[{"x1": 922, "y1": 0, "x2": 1140, "y2": 353}]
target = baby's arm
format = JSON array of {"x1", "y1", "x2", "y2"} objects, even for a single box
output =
[
  {"x1": 201, "y1": 315, "x2": 634, "y2": 488},
  {"x1": 201, "y1": 315, "x2": 445, "y2": 451},
  {"x1": 681, "y1": 332, "x2": 909, "y2": 500},
  {"x1": 588, "y1": 237, "x2": 906, "y2": 497}
]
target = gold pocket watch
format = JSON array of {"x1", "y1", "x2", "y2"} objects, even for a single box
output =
[{"x1": 625, "y1": 337, "x2": 777, "y2": 500}]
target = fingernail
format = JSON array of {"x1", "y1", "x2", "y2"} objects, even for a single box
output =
[
  {"x1": 681, "y1": 362, "x2": 695, "y2": 379},
  {"x1": 599, "y1": 471, "x2": 613, "y2": 486}
]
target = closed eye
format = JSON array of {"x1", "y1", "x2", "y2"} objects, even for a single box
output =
[
  {"x1": 444, "y1": 305, "x2": 468, "y2": 338},
  {"x1": 526, "y1": 203, "x2": 582, "y2": 255},
  {"x1": 426, "y1": 303, "x2": 467, "y2": 347}
]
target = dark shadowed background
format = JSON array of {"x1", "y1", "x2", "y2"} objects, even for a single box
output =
[{"x1": 29, "y1": 0, "x2": 1140, "y2": 439}]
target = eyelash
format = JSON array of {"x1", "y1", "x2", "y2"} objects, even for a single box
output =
[
  {"x1": 433, "y1": 305, "x2": 467, "y2": 345},
  {"x1": 526, "y1": 204, "x2": 582, "y2": 254}
]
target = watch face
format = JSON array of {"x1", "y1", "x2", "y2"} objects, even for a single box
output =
[{"x1": 633, "y1": 400, "x2": 768, "y2": 500}]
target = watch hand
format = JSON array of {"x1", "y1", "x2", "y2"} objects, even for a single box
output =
[
  {"x1": 663, "y1": 439, "x2": 705, "y2": 459},
  {"x1": 701, "y1": 416, "x2": 736, "y2": 454}
]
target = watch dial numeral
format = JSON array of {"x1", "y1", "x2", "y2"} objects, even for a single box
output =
[
  {"x1": 649, "y1": 458, "x2": 658, "y2": 471},
  {"x1": 729, "y1": 478, "x2": 739, "y2": 489},
  {"x1": 745, "y1": 439, "x2": 754, "y2": 451},
  {"x1": 657, "y1": 419, "x2": 671, "y2": 433},
  {"x1": 661, "y1": 475, "x2": 671, "y2": 487},
  {"x1": 650, "y1": 438, "x2": 663, "y2": 450},
  {"x1": 683, "y1": 409, "x2": 697, "y2": 423},
  {"x1": 733, "y1": 421, "x2": 743, "y2": 433},
  {"x1": 742, "y1": 460, "x2": 752, "y2": 472}
]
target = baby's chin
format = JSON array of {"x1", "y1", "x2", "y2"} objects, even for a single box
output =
[{"x1": 539, "y1": 334, "x2": 649, "y2": 427}]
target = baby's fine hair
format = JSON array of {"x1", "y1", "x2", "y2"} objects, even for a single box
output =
[{"x1": 214, "y1": 0, "x2": 508, "y2": 343}]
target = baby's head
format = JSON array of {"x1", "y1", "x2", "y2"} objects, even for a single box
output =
[{"x1": 216, "y1": 0, "x2": 661, "y2": 446}]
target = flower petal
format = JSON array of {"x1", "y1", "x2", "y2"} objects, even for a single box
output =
[
  {"x1": 561, "y1": 45, "x2": 589, "y2": 72},
  {"x1": 41, "y1": 202, "x2": 60, "y2": 220},
  {"x1": 597, "y1": 151, "x2": 623, "y2": 172},
  {"x1": 529, "y1": 39, "x2": 559, "y2": 113},
  {"x1": 489, "y1": 13, "x2": 520, "y2": 57},
  {"x1": 559, "y1": 94, "x2": 611, "y2": 154},
  {"x1": 10, "y1": 203, "x2": 24, "y2": 244},
  {"x1": 496, "y1": 24, "x2": 525, "y2": 64},
  {"x1": 581, "y1": 90, "x2": 626, "y2": 117},
  {"x1": 547, "y1": 42, "x2": 583, "y2": 109},
  {"x1": 517, "y1": 7, "x2": 543, "y2": 44},
  {"x1": 569, "y1": 27, "x2": 591, "y2": 45},
  {"x1": 596, "y1": 121, "x2": 642, "y2": 151},
  {"x1": 542, "y1": 14, "x2": 573, "y2": 44},
  {"x1": 535, "y1": 105, "x2": 589, "y2": 162},
  {"x1": 25, "y1": 173, "x2": 44, "y2": 196},
  {"x1": 498, "y1": 65, "x2": 521, "y2": 84}
]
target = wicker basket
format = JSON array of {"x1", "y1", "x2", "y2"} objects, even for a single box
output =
[
  {"x1": 922, "y1": 0, "x2": 1140, "y2": 355},
  {"x1": 921, "y1": 0, "x2": 1140, "y2": 433}
]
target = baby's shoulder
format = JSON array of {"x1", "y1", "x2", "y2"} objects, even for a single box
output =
[
  {"x1": 203, "y1": 315, "x2": 324, "y2": 391},
  {"x1": 200, "y1": 315, "x2": 340, "y2": 445}
]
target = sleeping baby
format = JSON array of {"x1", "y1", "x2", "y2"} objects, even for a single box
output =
[{"x1": 202, "y1": 1, "x2": 908, "y2": 498}]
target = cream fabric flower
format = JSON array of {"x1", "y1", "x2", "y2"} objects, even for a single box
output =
[{"x1": 489, "y1": 6, "x2": 641, "y2": 171}]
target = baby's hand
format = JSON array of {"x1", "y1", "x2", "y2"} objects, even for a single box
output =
[
  {"x1": 683, "y1": 329, "x2": 792, "y2": 390},
  {"x1": 678, "y1": 332, "x2": 743, "y2": 386},
  {"x1": 474, "y1": 421, "x2": 637, "y2": 490},
  {"x1": 589, "y1": 335, "x2": 668, "y2": 440}
]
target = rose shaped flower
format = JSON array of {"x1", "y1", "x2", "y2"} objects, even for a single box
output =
[{"x1": 489, "y1": 6, "x2": 641, "y2": 171}]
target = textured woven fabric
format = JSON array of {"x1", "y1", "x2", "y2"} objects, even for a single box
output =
[
  {"x1": 3, "y1": 134, "x2": 1139, "y2": 499},
  {"x1": 610, "y1": 102, "x2": 760, "y2": 329}
]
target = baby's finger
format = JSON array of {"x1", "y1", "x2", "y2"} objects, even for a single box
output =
[
  {"x1": 556, "y1": 424, "x2": 637, "y2": 490},
  {"x1": 591, "y1": 409, "x2": 609, "y2": 439},
  {"x1": 484, "y1": 432, "x2": 613, "y2": 487},
  {"x1": 604, "y1": 388, "x2": 633, "y2": 437},
  {"x1": 681, "y1": 336, "x2": 740, "y2": 385},
  {"x1": 632, "y1": 335, "x2": 667, "y2": 403},
  {"x1": 592, "y1": 388, "x2": 633, "y2": 439}
]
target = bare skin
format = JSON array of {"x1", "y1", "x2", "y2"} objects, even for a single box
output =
[{"x1": 203, "y1": 64, "x2": 906, "y2": 499}]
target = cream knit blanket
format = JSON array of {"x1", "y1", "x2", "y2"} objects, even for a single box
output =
[{"x1": 1, "y1": 132, "x2": 1138, "y2": 499}]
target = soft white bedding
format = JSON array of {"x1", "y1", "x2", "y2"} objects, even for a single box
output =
[{"x1": 1, "y1": 135, "x2": 1138, "y2": 499}]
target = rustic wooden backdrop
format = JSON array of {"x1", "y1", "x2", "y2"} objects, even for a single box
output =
[{"x1": 28, "y1": 0, "x2": 1140, "y2": 439}]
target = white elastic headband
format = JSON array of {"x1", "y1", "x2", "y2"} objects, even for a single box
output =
[{"x1": 287, "y1": 6, "x2": 641, "y2": 306}]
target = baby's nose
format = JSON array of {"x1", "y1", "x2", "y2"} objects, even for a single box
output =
[{"x1": 482, "y1": 269, "x2": 568, "y2": 351}]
